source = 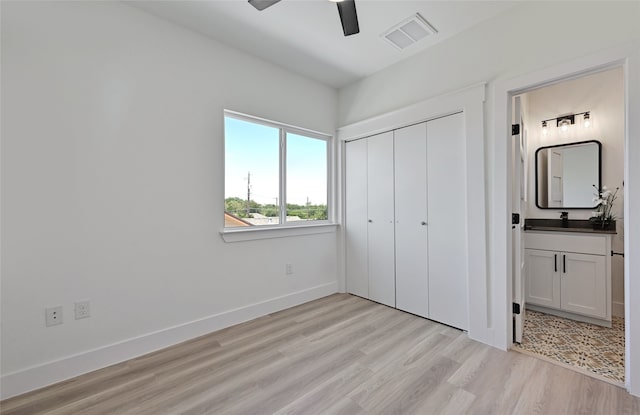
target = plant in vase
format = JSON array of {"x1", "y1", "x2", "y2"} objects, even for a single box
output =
[{"x1": 590, "y1": 185, "x2": 619, "y2": 229}]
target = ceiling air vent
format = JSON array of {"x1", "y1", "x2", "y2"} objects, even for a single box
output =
[{"x1": 382, "y1": 14, "x2": 437, "y2": 51}]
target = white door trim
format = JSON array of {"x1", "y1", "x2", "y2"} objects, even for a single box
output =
[{"x1": 492, "y1": 43, "x2": 640, "y2": 395}]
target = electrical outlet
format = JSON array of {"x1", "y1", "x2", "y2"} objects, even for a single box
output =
[
  {"x1": 45, "y1": 306, "x2": 63, "y2": 327},
  {"x1": 286, "y1": 263, "x2": 293, "y2": 275},
  {"x1": 74, "y1": 300, "x2": 90, "y2": 320}
]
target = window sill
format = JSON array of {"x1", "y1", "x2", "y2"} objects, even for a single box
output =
[{"x1": 220, "y1": 222, "x2": 338, "y2": 243}]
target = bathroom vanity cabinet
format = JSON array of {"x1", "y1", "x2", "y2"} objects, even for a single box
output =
[{"x1": 524, "y1": 231, "x2": 611, "y2": 326}]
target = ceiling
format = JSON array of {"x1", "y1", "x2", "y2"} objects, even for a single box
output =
[{"x1": 129, "y1": 1, "x2": 519, "y2": 89}]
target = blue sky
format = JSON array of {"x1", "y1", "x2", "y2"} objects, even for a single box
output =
[{"x1": 225, "y1": 117, "x2": 327, "y2": 206}]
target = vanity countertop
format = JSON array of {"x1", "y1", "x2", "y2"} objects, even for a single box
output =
[{"x1": 524, "y1": 218, "x2": 616, "y2": 234}]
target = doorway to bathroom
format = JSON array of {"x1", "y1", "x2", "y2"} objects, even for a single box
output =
[{"x1": 510, "y1": 67, "x2": 626, "y2": 385}]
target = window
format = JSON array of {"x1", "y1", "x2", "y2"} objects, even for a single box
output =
[{"x1": 224, "y1": 111, "x2": 330, "y2": 229}]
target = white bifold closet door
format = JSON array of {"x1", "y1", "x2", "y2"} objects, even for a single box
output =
[
  {"x1": 394, "y1": 123, "x2": 429, "y2": 318},
  {"x1": 345, "y1": 132, "x2": 395, "y2": 307},
  {"x1": 427, "y1": 112, "x2": 468, "y2": 330},
  {"x1": 345, "y1": 138, "x2": 369, "y2": 299},
  {"x1": 366, "y1": 132, "x2": 396, "y2": 307},
  {"x1": 345, "y1": 112, "x2": 467, "y2": 329}
]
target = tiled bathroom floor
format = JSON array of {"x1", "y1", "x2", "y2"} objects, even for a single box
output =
[{"x1": 514, "y1": 310, "x2": 625, "y2": 383}]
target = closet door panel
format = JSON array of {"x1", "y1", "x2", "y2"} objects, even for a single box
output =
[
  {"x1": 345, "y1": 139, "x2": 369, "y2": 298},
  {"x1": 367, "y1": 131, "x2": 396, "y2": 307},
  {"x1": 394, "y1": 123, "x2": 429, "y2": 318},
  {"x1": 427, "y1": 112, "x2": 468, "y2": 330}
]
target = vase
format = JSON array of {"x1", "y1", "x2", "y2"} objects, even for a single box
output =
[{"x1": 591, "y1": 220, "x2": 615, "y2": 231}]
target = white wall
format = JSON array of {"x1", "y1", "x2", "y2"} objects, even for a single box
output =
[
  {"x1": 338, "y1": 2, "x2": 638, "y2": 127},
  {"x1": 337, "y1": 0, "x2": 640, "y2": 394},
  {"x1": 521, "y1": 68, "x2": 625, "y2": 316},
  {"x1": 1, "y1": 1, "x2": 338, "y2": 397}
]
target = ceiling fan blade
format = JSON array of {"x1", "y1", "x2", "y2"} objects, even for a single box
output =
[
  {"x1": 248, "y1": 0, "x2": 281, "y2": 11},
  {"x1": 337, "y1": 0, "x2": 359, "y2": 36}
]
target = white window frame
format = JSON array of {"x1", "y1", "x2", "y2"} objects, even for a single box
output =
[{"x1": 222, "y1": 110, "x2": 336, "y2": 242}]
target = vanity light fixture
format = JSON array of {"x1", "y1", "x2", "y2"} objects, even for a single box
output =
[
  {"x1": 558, "y1": 115, "x2": 574, "y2": 132},
  {"x1": 540, "y1": 111, "x2": 590, "y2": 134}
]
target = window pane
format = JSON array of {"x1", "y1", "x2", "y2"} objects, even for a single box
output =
[
  {"x1": 286, "y1": 133, "x2": 328, "y2": 222},
  {"x1": 225, "y1": 117, "x2": 280, "y2": 227}
]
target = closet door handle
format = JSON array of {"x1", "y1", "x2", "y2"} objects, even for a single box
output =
[
  {"x1": 554, "y1": 254, "x2": 557, "y2": 272},
  {"x1": 563, "y1": 254, "x2": 566, "y2": 274},
  {"x1": 368, "y1": 219, "x2": 373, "y2": 223},
  {"x1": 421, "y1": 221, "x2": 427, "y2": 226}
]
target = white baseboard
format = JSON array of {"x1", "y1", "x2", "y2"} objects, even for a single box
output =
[
  {"x1": 613, "y1": 301, "x2": 625, "y2": 318},
  {"x1": 1, "y1": 282, "x2": 338, "y2": 400}
]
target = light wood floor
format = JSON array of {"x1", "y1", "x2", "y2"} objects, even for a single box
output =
[{"x1": 2, "y1": 294, "x2": 639, "y2": 415}]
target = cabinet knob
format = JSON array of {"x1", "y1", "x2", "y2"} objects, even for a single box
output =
[
  {"x1": 368, "y1": 219, "x2": 373, "y2": 223},
  {"x1": 421, "y1": 221, "x2": 428, "y2": 226}
]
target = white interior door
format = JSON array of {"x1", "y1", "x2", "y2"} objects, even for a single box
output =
[
  {"x1": 394, "y1": 123, "x2": 429, "y2": 318},
  {"x1": 367, "y1": 131, "x2": 396, "y2": 307},
  {"x1": 345, "y1": 139, "x2": 369, "y2": 298},
  {"x1": 512, "y1": 96, "x2": 526, "y2": 343},
  {"x1": 427, "y1": 112, "x2": 468, "y2": 330}
]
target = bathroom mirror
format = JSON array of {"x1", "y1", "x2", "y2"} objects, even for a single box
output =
[{"x1": 535, "y1": 140, "x2": 601, "y2": 209}]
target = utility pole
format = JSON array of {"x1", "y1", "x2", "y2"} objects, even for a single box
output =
[{"x1": 246, "y1": 171, "x2": 251, "y2": 217}]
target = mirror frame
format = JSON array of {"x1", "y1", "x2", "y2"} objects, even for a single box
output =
[{"x1": 534, "y1": 139, "x2": 602, "y2": 209}]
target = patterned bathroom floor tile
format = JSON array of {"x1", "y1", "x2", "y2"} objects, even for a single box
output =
[{"x1": 513, "y1": 310, "x2": 624, "y2": 383}]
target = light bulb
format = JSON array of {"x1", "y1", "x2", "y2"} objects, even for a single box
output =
[
  {"x1": 558, "y1": 118, "x2": 571, "y2": 132},
  {"x1": 542, "y1": 121, "x2": 548, "y2": 136},
  {"x1": 584, "y1": 112, "x2": 591, "y2": 128}
]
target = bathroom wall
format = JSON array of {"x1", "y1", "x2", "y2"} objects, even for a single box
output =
[{"x1": 521, "y1": 67, "x2": 624, "y2": 316}]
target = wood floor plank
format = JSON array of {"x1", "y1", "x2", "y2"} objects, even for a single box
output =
[
  {"x1": 214, "y1": 294, "x2": 357, "y2": 347},
  {"x1": 374, "y1": 355, "x2": 459, "y2": 414},
  {"x1": 433, "y1": 387, "x2": 476, "y2": 415},
  {"x1": 2, "y1": 293, "x2": 639, "y2": 415},
  {"x1": 409, "y1": 378, "x2": 475, "y2": 415},
  {"x1": 319, "y1": 397, "x2": 366, "y2": 415},
  {"x1": 359, "y1": 321, "x2": 445, "y2": 373},
  {"x1": 484, "y1": 354, "x2": 539, "y2": 414},
  {"x1": 130, "y1": 349, "x2": 291, "y2": 413},
  {"x1": 272, "y1": 363, "x2": 372, "y2": 415},
  {"x1": 509, "y1": 360, "x2": 554, "y2": 415},
  {"x1": 349, "y1": 333, "x2": 458, "y2": 411},
  {"x1": 447, "y1": 342, "x2": 491, "y2": 387}
]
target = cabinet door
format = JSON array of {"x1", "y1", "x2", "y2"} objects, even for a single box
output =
[
  {"x1": 426, "y1": 112, "x2": 468, "y2": 330},
  {"x1": 367, "y1": 132, "x2": 396, "y2": 307},
  {"x1": 345, "y1": 139, "x2": 369, "y2": 298},
  {"x1": 394, "y1": 123, "x2": 429, "y2": 318},
  {"x1": 525, "y1": 249, "x2": 561, "y2": 309},
  {"x1": 561, "y1": 252, "x2": 606, "y2": 318}
]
